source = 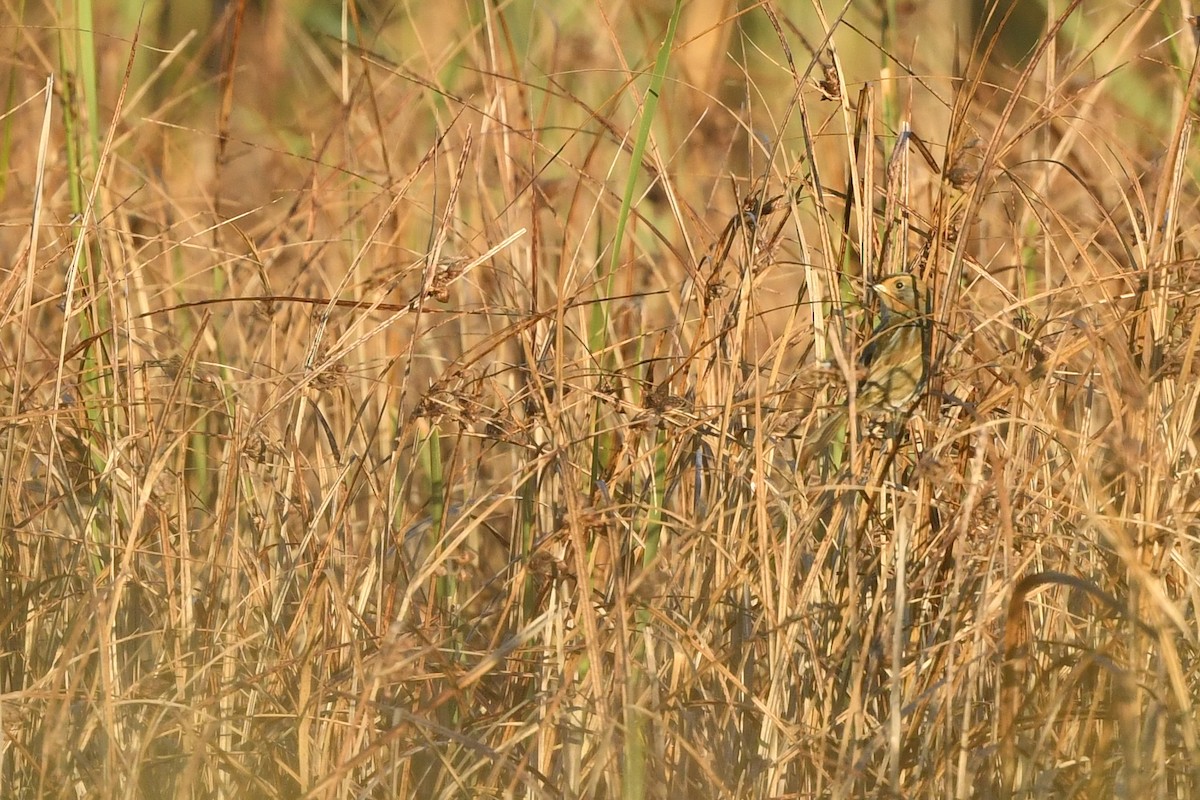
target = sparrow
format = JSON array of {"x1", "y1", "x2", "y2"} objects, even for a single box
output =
[{"x1": 800, "y1": 273, "x2": 929, "y2": 464}]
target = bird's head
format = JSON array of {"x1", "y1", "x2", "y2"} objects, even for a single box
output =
[{"x1": 872, "y1": 274, "x2": 927, "y2": 318}]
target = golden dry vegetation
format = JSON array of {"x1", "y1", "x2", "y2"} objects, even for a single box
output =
[{"x1": 0, "y1": 1, "x2": 1197, "y2": 798}]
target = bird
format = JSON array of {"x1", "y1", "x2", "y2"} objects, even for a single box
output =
[{"x1": 799, "y1": 273, "x2": 929, "y2": 465}]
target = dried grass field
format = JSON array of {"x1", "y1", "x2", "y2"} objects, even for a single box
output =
[{"x1": 0, "y1": 1, "x2": 1198, "y2": 798}]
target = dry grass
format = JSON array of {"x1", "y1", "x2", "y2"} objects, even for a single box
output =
[{"x1": 1, "y1": 1, "x2": 1198, "y2": 798}]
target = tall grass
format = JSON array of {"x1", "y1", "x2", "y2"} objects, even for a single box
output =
[{"x1": 0, "y1": 1, "x2": 1197, "y2": 798}]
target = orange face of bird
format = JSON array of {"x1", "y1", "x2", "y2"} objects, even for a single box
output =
[{"x1": 872, "y1": 274, "x2": 926, "y2": 318}]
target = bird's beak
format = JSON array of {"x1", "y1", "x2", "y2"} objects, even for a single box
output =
[{"x1": 872, "y1": 282, "x2": 891, "y2": 298}]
